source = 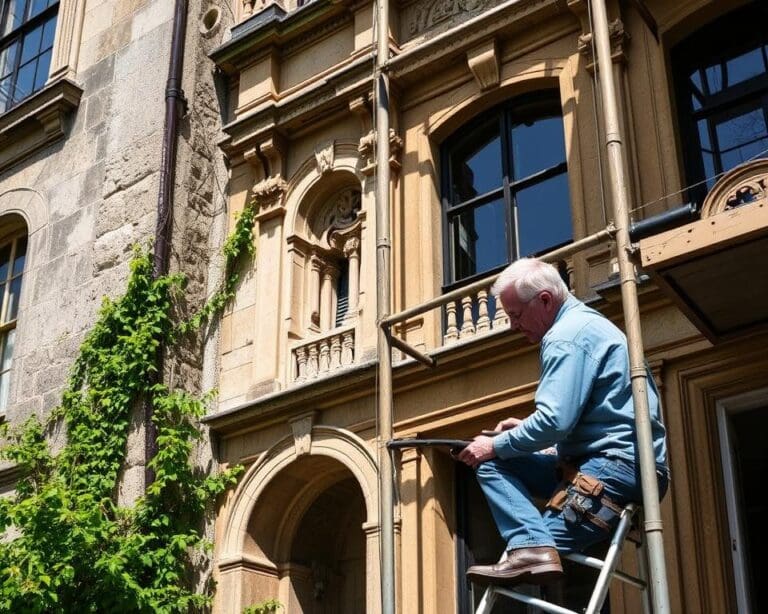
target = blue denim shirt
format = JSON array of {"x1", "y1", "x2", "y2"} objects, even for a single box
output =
[{"x1": 493, "y1": 296, "x2": 668, "y2": 469}]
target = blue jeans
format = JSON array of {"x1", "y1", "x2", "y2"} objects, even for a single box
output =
[{"x1": 475, "y1": 453, "x2": 668, "y2": 554}]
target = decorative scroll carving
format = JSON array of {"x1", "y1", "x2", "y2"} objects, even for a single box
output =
[
  {"x1": 405, "y1": 0, "x2": 506, "y2": 37},
  {"x1": 467, "y1": 39, "x2": 499, "y2": 91},
  {"x1": 315, "y1": 141, "x2": 335, "y2": 175},
  {"x1": 252, "y1": 176, "x2": 288, "y2": 221},
  {"x1": 289, "y1": 412, "x2": 317, "y2": 457},
  {"x1": 577, "y1": 18, "x2": 630, "y2": 68},
  {"x1": 700, "y1": 159, "x2": 768, "y2": 218},
  {"x1": 359, "y1": 130, "x2": 404, "y2": 176}
]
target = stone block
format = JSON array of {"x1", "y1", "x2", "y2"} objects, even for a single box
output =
[
  {"x1": 48, "y1": 205, "x2": 95, "y2": 259},
  {"x1": 35, "y1": 363, "x2": 69, "y2": 395},
  {"x1": 85, "y1": 90, "x2": 112, "y2": 131},
  {"x1": 103, "y1": 135, "x2": 160, "y2": 196},
  {"x1": 93, "y1": 224, "x2": 137, "y2": 272},
  {"x1": 96, "y1": 173, "x2": 155, "y2": 238},
  {"x1": 114, "y1": 0, "x2": 150, "y2": 23},
  {"x1": 80, "y1": 54, "x2": 115, "y2": 96},
  {"x1": 114, "y1": 19, "x2": 171, "y2": 83},
  {"x1": 117, "y1": 465, "x2": 146, "y2": 507},
  {"x1": 81, "y1": 1, "x2": 116, "y2": 44},
  {"x1": 131, "y1": 0, "x2": 174, "y2": 42}
]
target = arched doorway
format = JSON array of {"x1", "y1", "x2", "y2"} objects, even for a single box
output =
[
  {"x1": 287, "y1": 475, "x2": 366, "y2": 613},
  {"x1": 216, "y1": 426, "x2": 379, "y2": 614}
]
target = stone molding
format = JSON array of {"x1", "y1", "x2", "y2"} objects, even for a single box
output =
[
  {"x1": 219, "y1": 425, "x2": 379, "y2": 560},
  {"x1": 48, "y1": 0, "x2": 87, "y2": 82},
  {"x1": 404, "y1": 0, "x2": 508, "y2": 39},
  {"x1": 700, "y1": 158, "x2": 768, "y2": 218},
  {"x1": 0, "y1": 78, "x2": 82, "y2": 174}
]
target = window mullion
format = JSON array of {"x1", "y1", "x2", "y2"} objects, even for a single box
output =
[
  {"x1": 0, "y1": 237, "x2": 17, "y2": 325},
  {"x1": 500, "y1": 110, "x2": 516, "y2": 261}
]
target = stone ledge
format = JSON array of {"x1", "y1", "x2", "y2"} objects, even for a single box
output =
[{"x1": 0, "y1": 78, "x2": 83, "y2": 175}]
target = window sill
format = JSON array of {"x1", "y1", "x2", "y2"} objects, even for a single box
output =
[{"x1": 0, "y1": 78, "x2": 83, "y2": 174}]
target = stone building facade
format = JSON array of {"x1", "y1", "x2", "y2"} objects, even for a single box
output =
[
  {"x1": 0, "y1": 0, "x2": 232, "y2": 503},
  {"x1": 204, "y1": 0, "x2": 768, "y2": 613}
]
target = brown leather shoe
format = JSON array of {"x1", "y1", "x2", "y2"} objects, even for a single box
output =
[{"x1": 466, "y1": 546, "x2": 563, "y2": 586}]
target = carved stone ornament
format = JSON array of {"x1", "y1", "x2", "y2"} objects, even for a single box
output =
[
  {"x1": 577, "y1": 18, "x2": 630, "y2": 67},
  {"x1": 252, "y1": 175, "x2": 288, "y2": 221},
  {"x1": 315, "y1": 141, "x2": 335, "y2": 175},
  {"x1": 359, "y1": 130, "x2": 404, "y2": 176},
  {"x1": 406, "y1": 0, "x2": 506, "y2": 37},
  {"x1": 289, "y1": 412, "x2": 317, "y2": 457},
  {"x1": 700, "y1": 158, "x2": 768, "y2": 218},
  {"x1": 467, "y1": 39, "x2": 499, "y2": 91}
]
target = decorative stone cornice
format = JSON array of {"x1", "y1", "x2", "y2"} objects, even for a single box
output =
[{"x1": 0, "y1": 78, "x2": 82, "y2": 174}]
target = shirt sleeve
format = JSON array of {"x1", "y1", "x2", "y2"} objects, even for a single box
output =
[{"x1": 493, "y1": 340, "x2": 600, "y2": 459}]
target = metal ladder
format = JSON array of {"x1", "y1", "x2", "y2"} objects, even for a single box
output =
[{"x1": 473, "y1": 504, "x2": 651, "y2": 614}]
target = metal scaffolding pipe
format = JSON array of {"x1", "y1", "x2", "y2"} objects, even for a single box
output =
[
  {"x1": 389, "y1": 333, "x2": 437, "y2": 368},
  {"x1": 374, "y1": 0, "x2": 396, "y2": 609},
  {"x1": 381, "y1": 225, "x2": 615, "y2": 328},
  {"x1": 589, "y1": 1, "x2": 671, "y2": 611}
]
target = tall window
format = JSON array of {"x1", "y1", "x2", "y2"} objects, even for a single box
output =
[
  {"x1": 0, "y1": 229, "x2": 25, "y2": 411},
  {"x1": 673, "y1": 2, "x2": 768, "y2": 205},
  {"x1": 0, "y1": 0, "x2": 58, "y2": 113},
  {"x1": 442, "y1": 92, "x2": 572, "y2": 288}
]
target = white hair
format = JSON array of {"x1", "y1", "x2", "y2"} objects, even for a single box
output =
[{"x1": 490, "y1": 258, "x2": 569, "y2": 303}]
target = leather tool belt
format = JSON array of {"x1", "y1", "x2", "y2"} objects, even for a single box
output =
[{"x1": 546, "y1": 462, "x2": 624, "y2": 531}]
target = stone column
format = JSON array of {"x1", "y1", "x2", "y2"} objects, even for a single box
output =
[
  {"x1": 309, "y1": 254, "x2": 323, "y2": 330},
  {"x1": 319, "y1": 264, "x2": 339, "y2": 331},
  {"x1": 344, "y1": 237, "x2": 361, "y2": 317}
]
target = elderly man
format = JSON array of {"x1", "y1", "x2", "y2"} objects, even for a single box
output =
[{"x1": 457, "y1": 257, "x2": 668, "y2": 586}]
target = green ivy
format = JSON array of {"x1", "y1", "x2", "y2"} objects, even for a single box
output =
[
  {"x1": 243, "y1": 599, "x2": 282, "y2": 614},
  {"x1": 0, "y1": 204, "x2": 257, "y2": 612}
]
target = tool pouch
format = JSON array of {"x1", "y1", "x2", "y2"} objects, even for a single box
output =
[{"x1": 546, "y1": 462, "x2": 620, "y2": 532}]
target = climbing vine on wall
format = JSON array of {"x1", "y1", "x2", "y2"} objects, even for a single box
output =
[{"x1": 0, "y1": 206, "x2": 257, "y2": 613}]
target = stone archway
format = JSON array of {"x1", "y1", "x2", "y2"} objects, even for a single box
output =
[{"x1": 216, "y1": 426, "x2": 380, "y2": 614}]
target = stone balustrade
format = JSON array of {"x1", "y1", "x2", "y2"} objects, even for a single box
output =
[
  {"x1": 442, "y1": 287, "x2": 509, "y2": 345},
  {"x1": 292, "y1": 326, "x2": 355, "y2": 384}
]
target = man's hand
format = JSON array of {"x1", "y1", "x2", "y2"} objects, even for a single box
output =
[
  {"x1": 457, "y1": 435, "x2": 496, "y2": 469},
  {"x1": 495, "y1": 416, "x2": 523, "y2": 431}
]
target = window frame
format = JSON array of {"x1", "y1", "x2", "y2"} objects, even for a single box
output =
[
  {"x1": 0, "y1": 226, "x2": 26, "y2": 413},
  {"x1": 440, "y1": 91, "x2": 571, "y2": 292},
  {"x1": 672, "y1": 3, "x2": 768, "y2": 206},
  {"x1": 0, "y1": 0, "x2": 59, "y2": 113}
]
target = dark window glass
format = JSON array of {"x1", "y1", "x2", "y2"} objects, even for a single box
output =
[
  {"x1": 672, "y1": 2, "x2": 768, "y2": 204},
  {"x1": 335, "y1": 259, "x2": 349, "y2": 328},
  {"x1": 0, "y1": 0, "x2": 58, "y2": 112},
  {"x1": 442, "y1": 92, "x2": 572, "y2": 287}
]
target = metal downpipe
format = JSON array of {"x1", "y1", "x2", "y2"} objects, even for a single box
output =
[
  {"x1": 589, "y1": 0, "x2": 670, "y2": 611},
  {"x1": 147, "y1": 0, "x2": 188, "y2": 484},
  {"x1": 374, "y1": 0, "x2": 395, "y2": 610}
]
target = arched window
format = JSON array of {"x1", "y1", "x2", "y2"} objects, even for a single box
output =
[
  {"x1": 0, "y1": 220, "x2": 26, "y2": 411},
  {"x1": 672, "y1": 2, "x2": 768, "y2": 205},
  {"x1": 441, "y1": 91, "x2": 572, "y2": 288}
]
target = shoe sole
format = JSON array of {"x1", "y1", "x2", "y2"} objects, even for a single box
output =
[{"x1": 467, "y1": 563, "x2": 563, "y2": 587}]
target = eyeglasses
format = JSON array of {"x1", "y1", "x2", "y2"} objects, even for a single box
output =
[{"x1": 506, "y1": 294, "x2": 539, "y2": 324}]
